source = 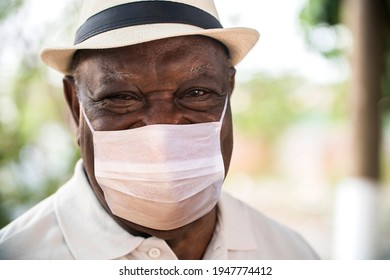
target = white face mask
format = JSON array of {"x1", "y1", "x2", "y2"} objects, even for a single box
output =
[{"x1": 82, "y1": 99, "x2": 227, "y2": 230}]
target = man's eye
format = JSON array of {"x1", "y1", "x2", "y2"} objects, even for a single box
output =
[
  {"x1": 187, "y1": 89, "x2": 207, "y2": 97},
  {"x1": 108, "y1": 93, "x2": 138, "y2": 100},
  {"x1": 100, "y1": 92, "x2": 144, "y2": 113},
  {"x1": 178, "y1": 89, "x2": 223, "y2": 111}
]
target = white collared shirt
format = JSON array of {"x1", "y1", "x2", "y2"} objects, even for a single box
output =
[{"x1": 0, "y1": 160, "x2": 319, "y2": 260}]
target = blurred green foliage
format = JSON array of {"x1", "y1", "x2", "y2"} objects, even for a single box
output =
[
  {"x1": 0, "y1": 0, "x2": 24, "y2": 20},
  {"x1": 299, "y1": 0, "x2": 390, "y2": 107},
  {"x1": 233, "y1": 73, "x2": 348, "y2": 138},
  {"x1": 300, "y1": 0, "x2": 340, "y2": 27},
  {"x1": 0, "y1": 59, "x2": 80, "y2": 228},
  {"x1": 231, "y1": 72, "x2": 350, "y2": 181},
  {"x1": 0, "y1": 0, "x2": 81, "y2": 228},
  {"x1": 233, "y1": 74, "x2": 303, "y2": 140},
  {"x1": 299, "y1": 0, "x2": 343, "y2": 59}
]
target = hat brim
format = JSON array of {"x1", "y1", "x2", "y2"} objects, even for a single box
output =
[{"x1": 40, "y1": 23, "x2": 259, "y2": 75}]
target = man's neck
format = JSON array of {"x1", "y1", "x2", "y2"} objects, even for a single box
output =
[{"x1": 166, "y1": 207, "x2": 217, "y2": 259}]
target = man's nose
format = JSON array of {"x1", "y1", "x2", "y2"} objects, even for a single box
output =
[{"x1": 142, "y1": 100, "x2": 189, "y2": 126}]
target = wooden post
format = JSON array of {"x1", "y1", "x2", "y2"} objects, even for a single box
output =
[
  {"x1": 332, "y1": 0, "x2": 387, "y2": 259},
  {"x1": 348, "y1": 0, "x2": 386, "y2": 179}
]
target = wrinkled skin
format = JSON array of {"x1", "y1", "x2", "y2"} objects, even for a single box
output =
[{"x1": 63, "y1": 36, "x2": 236, "y2": 259}]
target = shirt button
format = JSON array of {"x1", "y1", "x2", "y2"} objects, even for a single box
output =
[{"x1": 148, "y1": 248, "x2": 161, "y2": 259}]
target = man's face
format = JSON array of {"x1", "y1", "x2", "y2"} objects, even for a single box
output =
[{"x1": 64, "y1": 35, "x2": 236, "y2": 234}]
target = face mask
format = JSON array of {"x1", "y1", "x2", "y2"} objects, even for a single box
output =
[{"x1": 82, "y1": 99, "x2": 227, "y2": 230}]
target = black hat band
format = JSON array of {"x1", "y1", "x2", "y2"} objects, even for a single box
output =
[{"x1": 74, "y1": 1, "x2": 223, "y2": 44}]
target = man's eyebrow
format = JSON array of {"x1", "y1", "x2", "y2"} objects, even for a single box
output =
[
  {"x1": 97, "y1": 64, "x2": 216, "y2": 82},
  {"x1": 189, "y1": 63, "x2": 216, "y2": 77},
  {"x1": 101, "y1": 69, "x2": 138, "y2": 82}
]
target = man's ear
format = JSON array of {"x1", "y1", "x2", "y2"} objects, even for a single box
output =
[
  {"x1": 63, "y1": 75, "x2": 80, "y2": 126},
  {"x1": 228, "y1": 66, "x2": 236, "y2": 97}
]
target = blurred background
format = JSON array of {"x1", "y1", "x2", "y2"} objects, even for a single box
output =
[{"x1": 0, "y1": 0, "x2": 389, "y2": 260}]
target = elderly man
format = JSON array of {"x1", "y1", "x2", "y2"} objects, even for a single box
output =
[{"x1": 0, "y1": 0, "x2": 318, "y2": 259}]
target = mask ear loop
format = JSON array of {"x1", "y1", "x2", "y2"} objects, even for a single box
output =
[
  {"x1": 80, "y1": 104, "x2": 95, "y2": 133},
  {"x1": 219, "y1": 94, "x2": 229, "y2": 123}
]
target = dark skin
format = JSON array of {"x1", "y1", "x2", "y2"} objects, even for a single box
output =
[{"x1": 63, "y1": 36, "x2": 236, "y2": 260}]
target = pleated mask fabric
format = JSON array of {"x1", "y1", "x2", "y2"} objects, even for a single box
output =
[{"x1": 82, "y1": 99, "x2": 227, "y2": 230}]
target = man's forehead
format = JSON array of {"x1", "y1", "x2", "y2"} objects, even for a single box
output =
[
  {"x1": 74, "y1": 36, "x2": 227, "y2": 64},
  {"x1": 99, "y1": 62, "x2": 216, "y2": 78},
  {"x1": 73, "y1": 35, "x2": 228, "y2": 78}
]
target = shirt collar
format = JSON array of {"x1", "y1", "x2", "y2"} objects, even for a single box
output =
[
  {"x1": 54, "y1": 160, "x2": 144, "y2": 259},
  {"x1": 202, "y1": 191, "x2": 258, "y2": 259},
  {"x1": 218, "y1": 191, "x2": 258, "y2": 251}
]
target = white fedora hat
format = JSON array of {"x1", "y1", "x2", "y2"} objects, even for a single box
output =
[{"x1": 41, "y1": 0, "x2": 260, "y2": 75}]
